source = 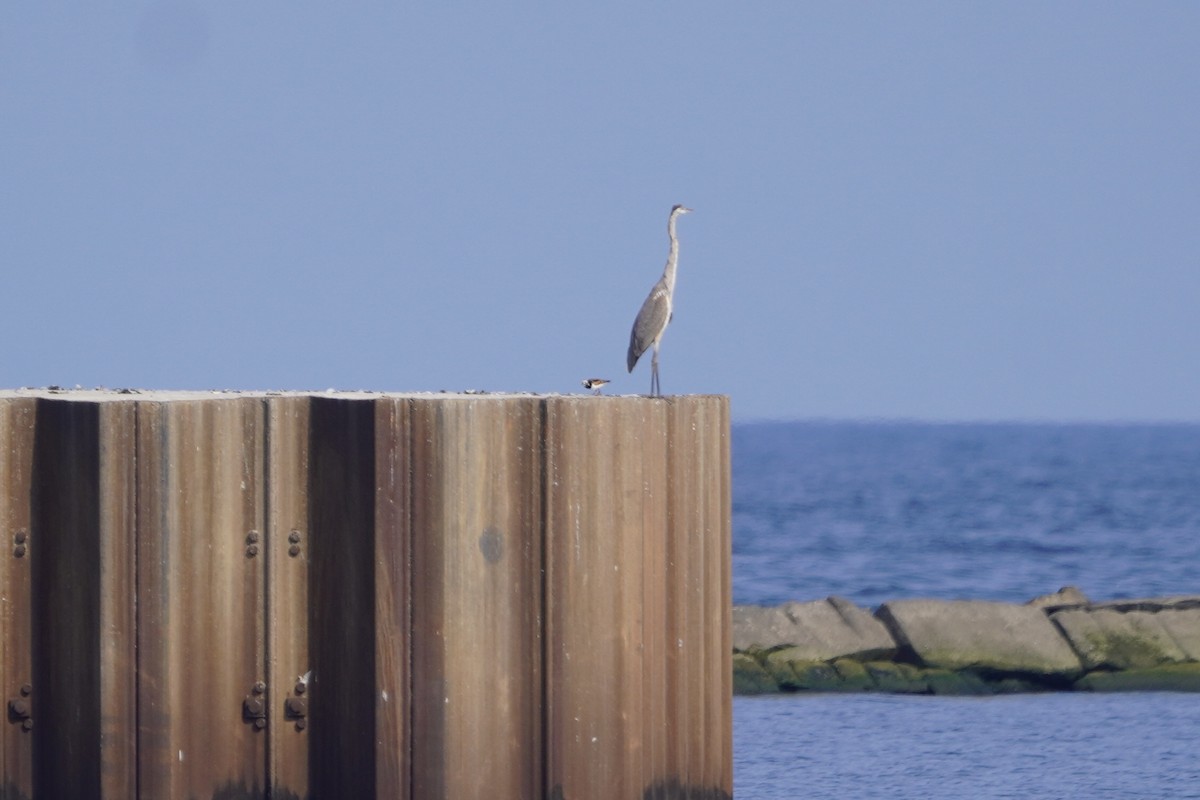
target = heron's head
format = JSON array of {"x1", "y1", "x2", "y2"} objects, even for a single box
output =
[{"x1": 671, "y1": 204, "x2": 693, "y2": 216}]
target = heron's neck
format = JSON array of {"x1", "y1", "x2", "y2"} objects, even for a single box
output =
[{"x1": 663, "y1": 215, "x2": 681, "y2": 291}]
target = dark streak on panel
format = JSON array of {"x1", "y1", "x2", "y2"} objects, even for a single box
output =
[{"x1": 307, "y1": 398, "x2": 377, "y2": 797}]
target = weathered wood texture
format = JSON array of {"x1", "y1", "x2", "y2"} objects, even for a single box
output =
[{"x1": 0, "y1": 391, "x2": 730, "y2": 800}]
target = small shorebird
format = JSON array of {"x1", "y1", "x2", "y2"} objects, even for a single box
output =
[
  {"x1": 627, "y1": 204, "x2": 692, "y2": 397},
  {"x1": 581, "y1": 378, "x2": 610, "y2": 395}
]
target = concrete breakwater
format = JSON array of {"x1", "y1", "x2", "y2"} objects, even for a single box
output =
[{"x1": 733, "y1": 588, "x2": 1200, "y2": 695}]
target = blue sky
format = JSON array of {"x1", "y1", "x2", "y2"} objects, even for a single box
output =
[{"x1": 3, "y1": 3, "x2": 1198, "y2": 421}]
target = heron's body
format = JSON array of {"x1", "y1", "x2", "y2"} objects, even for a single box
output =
[{"x1": 627, "y1": 204, "x2": 691, "y2": 396}]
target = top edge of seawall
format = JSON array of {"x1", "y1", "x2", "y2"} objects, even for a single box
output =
[{"x1": 0, "y1": 387, "x2": 730, "y2": 403}]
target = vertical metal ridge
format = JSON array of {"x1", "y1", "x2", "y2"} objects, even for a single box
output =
[
  {"x1": 371, "y1": 394, "x2": 412, "y2": 800},
  {"x1": 537, "y1": 396, "x2": 551, "y2": 800},
  {"x1": 405, "y1": 396, "x2": 416, "y2": 800},
  {"x1": 132, "y1": 398, "x2": 142, "y2": 800},
  {"x1": 260, "y1": 396, "x2": 275, "y2": 799}
]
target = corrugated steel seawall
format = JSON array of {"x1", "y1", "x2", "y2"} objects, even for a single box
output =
[{"x1": 0, "y1": 391, "x2": 731, "y2": 800}]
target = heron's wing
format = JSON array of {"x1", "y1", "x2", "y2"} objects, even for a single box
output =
[{"x1": 627, "y1": 283, "x2": 671, "y2": 371}]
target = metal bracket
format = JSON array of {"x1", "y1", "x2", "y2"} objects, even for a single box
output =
[
  {"x1": 243, "y1": 681, "x2": 267, "y2": 730},
  {"x1": 285, "y1": 677, "x2": 308, "y2": 730}
]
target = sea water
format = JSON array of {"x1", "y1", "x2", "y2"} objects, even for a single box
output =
[
  {"x1": 731, "y1": 421, "x2": 1200, "y2": 798},
  {"x1": 735, "y1": 692, "x2": 1200, "y2": 798}
]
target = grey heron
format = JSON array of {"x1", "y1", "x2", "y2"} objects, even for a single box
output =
[{"x1": 627, "y1": 204, "x2": 692, "y2": 396}]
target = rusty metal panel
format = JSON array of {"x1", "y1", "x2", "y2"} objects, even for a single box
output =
[
  {"x1": 28, "y1": 398, "x2": 138, "y2": 799},
  {"x1": 373, "y1": 398, "x2": 411, "y2": 799},
  {"x1": 265, "y1": 396, "x2": 312, "y2": 799},
  {"x1": 665, "y1": 397, "x2": 733, "y2": 797},
  {"x1": 97, "y1": 401, "x2": 139, "y2": 799},
  {"x1": 1, "y1": 399, "x2": 36, "y2": 799},
  {"x1": 544, "y1": 397, "x2": 669, "y2": 800},
  {"x1": 409, "y1": 397, "x2": 543, "y2": 799},
  {"x1": 28, "y1": 398, "x2": 102, "y2": 797},
  {"x1": 305, "y1": 398, "x2": 377, "y2": 798},
  {"x1": 136, "y1": 398, "x2": 267, "y2": 799}
]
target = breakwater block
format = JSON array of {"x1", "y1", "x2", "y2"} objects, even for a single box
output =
[
  {"x1": 732, "y1": 596, "x2": 894, "y2": 660},
  {"x1": 1049, "y1": 597, "x2": 1200, "y2": 668},
  {"x1": 732, "y1": 591, "x2": 1200, "y2": 695},
  {"x1": 1052, "y1": 608, "x2": 1190, "y2": 670},
  {"x1": 876, "y1": 599, "x2": 1083, "y2": 676}
]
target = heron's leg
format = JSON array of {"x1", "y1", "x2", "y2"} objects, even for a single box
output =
[{"x1": 650, "y1": 346, "x2": 660, "y2": 397}]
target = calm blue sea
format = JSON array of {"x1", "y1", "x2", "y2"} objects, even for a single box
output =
[{"x1": 731, "y1": 421, "x2": 1200, "y2": 799}]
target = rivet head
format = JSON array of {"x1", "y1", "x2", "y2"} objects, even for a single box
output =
[
  {"x1": 295, "y1": 719, "x2": 307, "y2": 731},
  {"x1": 19, "y1": 684, "x2": 31, "y2": 697},
  {"x1": 13, "y1": 545, "x2": 26, "y2": 558},
  {"x1": 14, "y1": 530, "x2": 27, "y2": 544},
  {"x1": 253, "y1": 681, "x2": 266, "y2": 694},
  {"x1": 294, "y1": 681, "x2": 306, "y2": 695},
  {"x1": 21, "y1": 719, "x2": 33, "y2": 732},
  {"x1": 288, "y1": 530, "x2": 301, "y2": 544},
  {"x1": 254, "y1": 718, "x2": 266, "y2": 730},
  {"x1": 246, "y1": 544, "x2": 259, "y2": 558},
  {"x1": 246, "y1": 531, "x2": 260, "y2": 544},
  {"x1": 10, "y1": 699, "x2": 30, "y2": 717},
  {"x1": 288, "y1": 544, "x2": 301, "y2": 557}
]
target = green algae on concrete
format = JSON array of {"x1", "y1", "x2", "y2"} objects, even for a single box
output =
[
  {"x1": 861, "y1": 661, "x2": 932, "y2": 694},
  {"x1": 921, "y1": 668, "x2": 994, "y2": 696},
  {"x1": 764, "y1": 656, "x2": 847, "y2": 692},
  {"x1": 1074, "y1": 663, "x2": 1200, "y2": 692},
  {"x1": 830, "y1": 658, "x2": 874, "y2": 691},
  {"x1": 732, "y1": 652, "x2": 778, "y2": 695}
]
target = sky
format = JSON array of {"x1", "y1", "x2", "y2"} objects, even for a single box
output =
[{"x1": 3, "y1": 3, "x2": 1198, "y2": 422}]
